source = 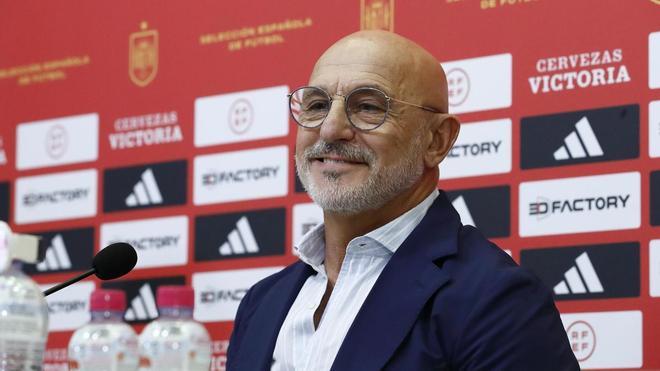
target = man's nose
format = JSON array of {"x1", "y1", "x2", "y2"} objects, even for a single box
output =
[{"x1": 318, "y1": 98, "x2": 356, "y2": 142}]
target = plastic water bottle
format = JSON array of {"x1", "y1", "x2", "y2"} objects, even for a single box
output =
[
  {"x1": 68, "y1": 289, "x2": 139, "y2": 371},
  {"x1": 0, "y1": 221, "x2": 48, "y2": 371},
  {"x1": 138, "y1": 286, "x2": 211, "y2": 371}
]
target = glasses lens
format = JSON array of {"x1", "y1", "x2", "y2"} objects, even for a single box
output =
[
  {"x1": 346, "y1": 88, "x2": 388, "y2": 130},
  {"x1": 290, "y1": 87, "x2": 330, "y2": 128}
]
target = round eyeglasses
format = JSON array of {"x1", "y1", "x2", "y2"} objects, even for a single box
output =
[{"x1": 288, "y1": 86, "x2": 442, "y2": 131}]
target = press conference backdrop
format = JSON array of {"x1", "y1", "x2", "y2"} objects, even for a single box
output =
[{"x1": 0, "y1": 0, "x2": 658, "y2": 369}]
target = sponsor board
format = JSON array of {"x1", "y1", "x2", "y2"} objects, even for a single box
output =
[
  {"x1": 103, "y1": 160, "x2": 187, "y2": 212},
  {"x1": 195, "y1": 208, "x2": 285, "y2": 261},
  {"x1": 22, "y1": 227, "x2": 94, "y2": 275},
  {"x1": 445, "y1": 186, "x2": 510, "y2": 238},
  {"x1": 650, "y1": 101, "x2": 660, "y2": 158},
  {"x1": 16, "y1": 113, "x2": 98, "y2": 170},
  {"x1": 192, "y1": 266, "x2": 283, "y2": 322},
  {"x1": 292, "y1": 202, "x2": 323, "y2": 248},
  {"x1": 529, "y1": 48, "x2": 630, "y2": 94},
  {"x1": 194, "y1": 85, "x2": 289, "y2": 147},
  {"x1": 441, "y1": 53, "x2": 512, "y2": 114},
  {"x1": 520, "y1": 242, "x2": 639, "y2": 300},
  {"x1": 39, "y1": 281, "x2": 94, "y2": 332},
  {"x1": 561, "y1": 311, "x2": 642, "y2": 369},
  {"x1": 651, "y1": 240, "x2": 660, "y2": 297},
  {"x1": 440, "y1": 118, "x2": 511, "y2": 179},
  {"x1": 519, "y1": 172, "x2": 640, "y2": 237},
  {"x1": 109, "y1": 111, "x2": 183, "y2": 150},
  {"x1": 100, "y1": 215, "x2": 188, "y2": 269},
  {"x1": 15, "y1": 169, "x2": 97, "y2": 224},
  {"x1": 652, "y1": 170, "x2": 660, "y2": 226},
  {"x1": 0, "y1": 182, "x2": 8, "y2": 223},
  {"x1": 650, "y1": 31, "x2": 660, "y2": 89},
  {"x1": 521, "y1": 105, "x2": 639, "y2": 169},
  {"x1": 102, "y1": 276, "x2": 185, "y2": 323},
  {"x1": 194, "y1": 145, "x2": 288, "y2": 205}
]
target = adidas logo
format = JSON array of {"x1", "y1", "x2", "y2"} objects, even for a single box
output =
[
  {"x1": 218, "y1": 216, "x2": 259, "y2": 256},
  {"x1": 125, "y1": 283, "x2": 159, "y2": 321},
  {"x1": 125, "y1": 168, "x2": 163, "y2": 207},
  {"x1": 451, "y1": 195, "x2": 476, "y2": 227},
  {"x1": 37, "y1": 234, "x2": 71, "y2": 271},
  {"x1": 553, "y1": 117, "x2": 604, "y2": 161},
  {"x1": 554, "y1": 252, "x2": 604, "y2": 295}
]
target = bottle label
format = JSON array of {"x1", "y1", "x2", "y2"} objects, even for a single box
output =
[{"x1": 0, "y1": 271, "x2": 48, "y2": 369}]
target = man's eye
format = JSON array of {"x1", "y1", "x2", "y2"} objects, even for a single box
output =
[
  {"x1": 305, "y1": 101, "x2": 328, "y2": 111},
  {"x1": 357, "y1": 102, "x2": 385, "y2": 112}
]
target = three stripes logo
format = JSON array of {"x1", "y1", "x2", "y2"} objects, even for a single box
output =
[
  {"x1": 22, "y1": 227, "x2": 94, "y2": 275},
  {"x1": 101, "y1": 276, "x2": 185, "y2": 323},
  {"x1": 520, "y1": 242, "x2": 640, "y2": 300},
  {"x1": 445, "y1": 186, "x2": 510, "y2": 238},
  {"x1": 124, "y1": 283, "x2": 158, "y2": 321},
  {"x1": 37, "y1": 234, "x2": 71, "y2": 271},
  {"x1": 104, "y1": 160, "x2": 186, "y2": 212},
  {"x1": 218, "y1": 216, "x2": 259, "y2": 256},
  {"x1": 553, "y1": 252, "x2": 603, "y2": 295},
  {"x1": 195, "y1": 208, "x2": 285, "y2": 262},
  {"x1": 553, "y1": 117, "x2": 603, "y2": 161},
  {"x1": 125, "y1": 168, "x2": 162, "y2": 207},
  {"x1": 521, "y1": 104, "x2": 639, "y2": 169}
]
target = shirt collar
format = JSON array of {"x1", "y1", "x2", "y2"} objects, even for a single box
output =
[{"x1": 294, "y1": 190, "x2": 439, "y2": 272}]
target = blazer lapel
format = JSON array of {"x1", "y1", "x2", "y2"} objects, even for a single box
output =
[
  {"x1": 331, "y1": 192, "x2": 461, "y2": 371},
  {"x1": 235, "y1": 262, "x2": 314, "y2": 370}
]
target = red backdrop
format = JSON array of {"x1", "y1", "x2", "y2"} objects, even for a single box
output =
[{"x1": 0, "y1": 0, "x2": 658, "y2": 369}]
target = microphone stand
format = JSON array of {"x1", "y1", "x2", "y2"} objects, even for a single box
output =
[{"x1": 43, "y1": 268, "x2": 96, "y2": 297}]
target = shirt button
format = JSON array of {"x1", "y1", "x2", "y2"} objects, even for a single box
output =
[{"x1": 308, "y1": 302, "x2": 316, "y2": 310}]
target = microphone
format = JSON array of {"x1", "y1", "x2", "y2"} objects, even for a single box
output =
[{"x1": 43, "y1": 242, "x2": 137, "y2": 297}]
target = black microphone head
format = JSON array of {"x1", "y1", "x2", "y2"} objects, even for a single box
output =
[{"x1": 93, "y1": 242, "x2": 138, "y2": 280}]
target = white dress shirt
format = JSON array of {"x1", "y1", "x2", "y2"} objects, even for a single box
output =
[{"x1": 271, "y1": 190, "x2": 439, "y2": 371}]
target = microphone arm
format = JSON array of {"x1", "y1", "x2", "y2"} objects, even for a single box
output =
[{"x1": 43, "y1": 268, "x2": 96, "y2": 297}]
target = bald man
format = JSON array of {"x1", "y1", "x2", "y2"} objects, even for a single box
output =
[{"x1": 227, "y1": 31, "x2": 579, "y2": 371}]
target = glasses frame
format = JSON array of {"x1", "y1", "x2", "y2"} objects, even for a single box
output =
[{"x1": 287, "y1": 86, "x2": 443, "y2": 131}]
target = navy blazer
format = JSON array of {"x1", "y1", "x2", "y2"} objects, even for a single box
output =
[{"x1": 227, "y1": 191, "x2": 579, "y2": 370}]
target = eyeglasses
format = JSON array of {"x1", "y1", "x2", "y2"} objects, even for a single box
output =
[{"x1": 288, "y1": 86, "x2": 442, "y2": 131}]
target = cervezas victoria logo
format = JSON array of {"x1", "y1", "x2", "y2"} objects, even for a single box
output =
[
  {"x1": 129, "y1": 21, "x2": 158, "y2": 87},
  {"x1": 361, "y1": 0, "x2": 394, "y2": 31},
  {"x1": 529, "y1": 48, "x2": 630, "y2": 94}
]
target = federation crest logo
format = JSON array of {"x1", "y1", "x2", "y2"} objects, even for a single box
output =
[
  {"x1": 566, "y1": 320, "x2": 596, "y2": 361},
  {"x1": 228, "y1": 99, "x2": 254, "y2": 134},
  {"x1": 129, "y1": 21, "x2": 158, "y2": 87},
  {"x1": 361, "y1": 0, "x2": 394, "y2": 31}
]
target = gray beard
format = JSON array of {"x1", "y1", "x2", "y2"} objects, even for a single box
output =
[{"x1": 295, "y1": 138, "x2": 424, "y2": 215}]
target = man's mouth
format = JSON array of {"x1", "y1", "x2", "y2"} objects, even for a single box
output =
[{"x1": 314, "y1": 156, "x2": 366, "y2": 165}]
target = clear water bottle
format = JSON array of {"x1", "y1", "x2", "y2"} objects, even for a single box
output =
[
  {"x1": 0, "y1": 221, "x2": 48, "y2": 371},
  {"x1": 68, "y1": 289, "x2": 139, "y2": 371},
  {"x1": 139, "y1": 286, "x2": 211, "y2": 371}
]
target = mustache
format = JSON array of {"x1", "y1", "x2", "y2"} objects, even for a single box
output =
[{"x1": 302, "y1": 140, "x2": 375, "y2": 164}]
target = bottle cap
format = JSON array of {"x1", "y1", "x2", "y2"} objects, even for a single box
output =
[
  {"x1": 157, "y1": 285, "x2": 194, "y2": 309},
  {"x1": 90, "y1": 289, "x2": 126, "y2": 312}
]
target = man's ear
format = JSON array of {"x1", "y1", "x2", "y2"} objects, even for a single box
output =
[{"x1": 423, "y1": 114, "x2": 460, "y2": 168}]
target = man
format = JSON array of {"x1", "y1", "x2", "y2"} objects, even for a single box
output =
[{"x1": 227, "y1": 31, "x2": 579, "y2": 370}]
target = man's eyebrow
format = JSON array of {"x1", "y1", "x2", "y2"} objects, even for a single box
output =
[{"x1": 311, "y1": 83, "x2": 392, "y2": 95}]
